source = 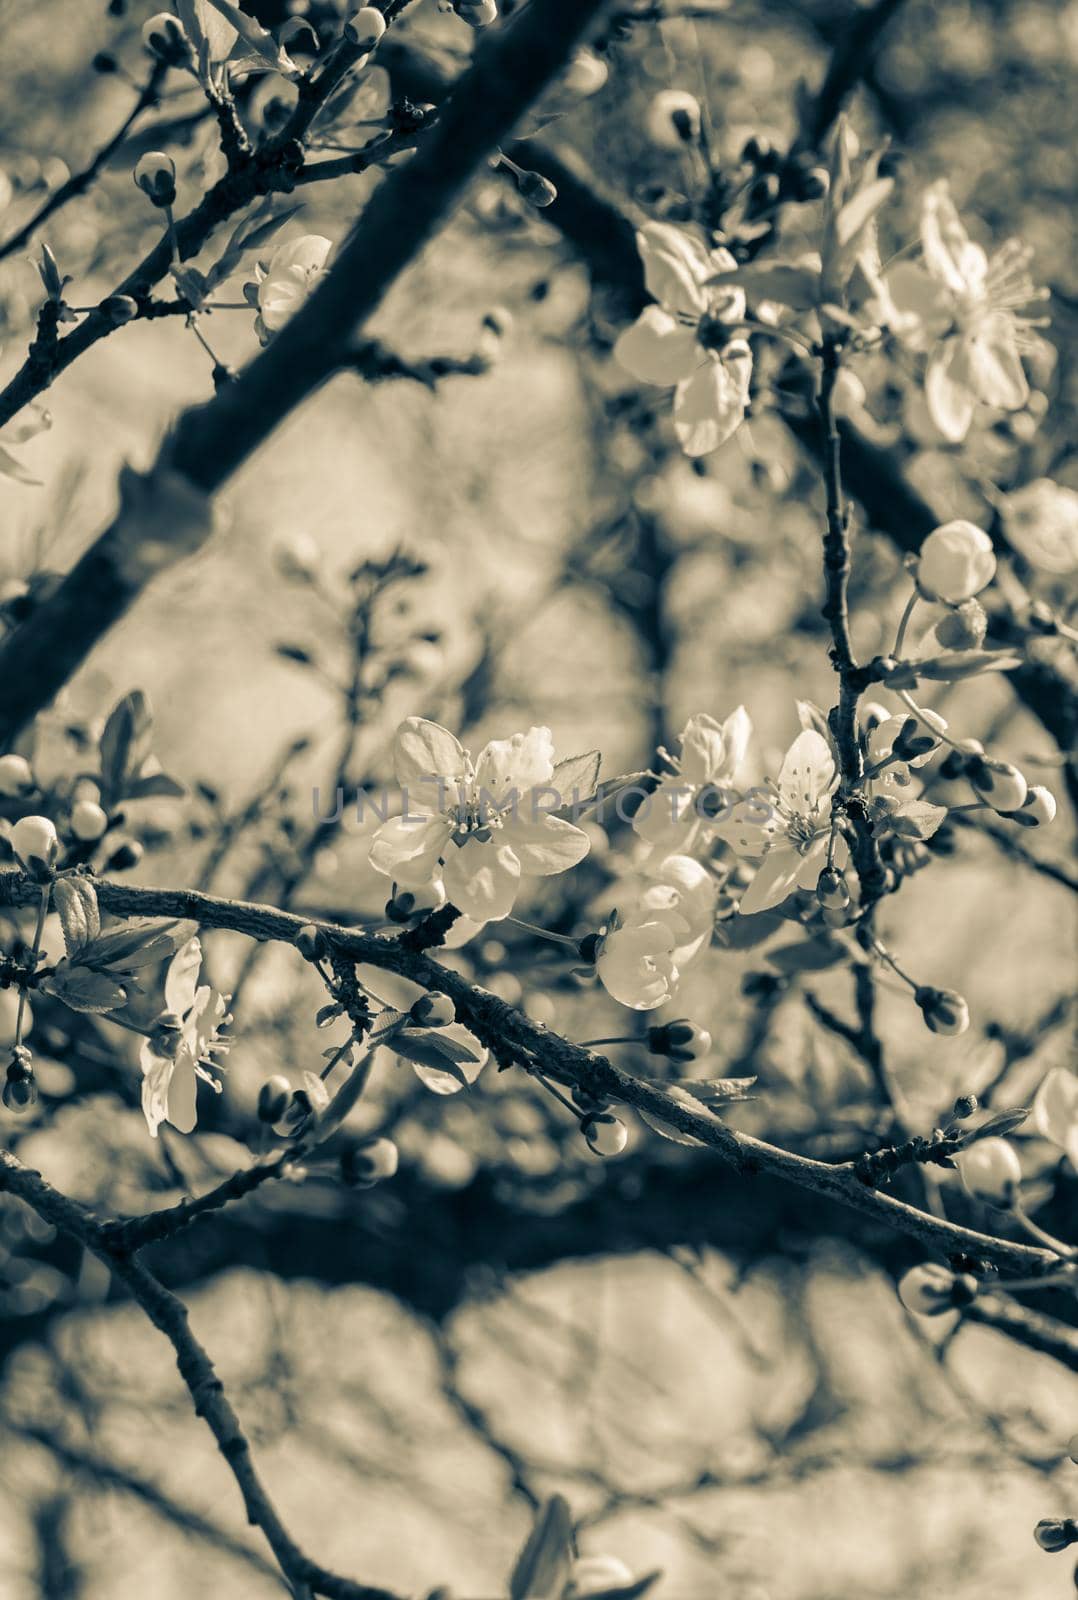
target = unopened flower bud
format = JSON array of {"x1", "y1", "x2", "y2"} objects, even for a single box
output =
[
  {"x1": 952, "y1": 1094, "x2": 978, "y2": 1120},
  {"x1": 1034, "y1": 1519, "x2": 1078, "y2": 1553},
  {"x1": 514, "y1": 168, "x2": 557, "y2": 208},
  {"x1": 341, "y1": 1136, "x2": 399, "y2": 1188},
  {"x1": 93, "y1": 51, "x2": 119, "y2": 74},
  {"x1": 409, "y1": 992, "x2": 456, "y2": 1028},
  {"x1": 898, "y1": 1262, "x2": 977, "y2": 1316},
  {"x1": 104, "y1": 840, "x2": 142, "y2": 871},
  {"x1": 1067, "y1": 1434, "x2": 1078, "y2": 1466},
  {"x1": 0, "y1": 754, "x2": 33, "y2": 796},
  {"x1": 577, "y1": 932, "x2": 601, "y2": 965},
  {"x1": 646, "y1": 88, "x2": 701, "y2": 149},
  {"x1": 935, "y1": 598, "x2": 988, "y2": 650},
  {"x1": 294, "y1": 923, "x2": 326, "y2": 962},
  {"x1": 860, "y1": 701, "x2": 891, "y2": 735},
  {"x1": 70, "y1": 799, "x2": 108, "y2": 841},
  {"x1": 344, "y1": 7, "x2": 386, "y2": 47},
  {"x1": 915, "y1": 985, "x2": 970, "y2": 1037},
  {"x1": 455, "y1": 0, "x2": 498, "y2": 25},
  {"x1": 385, "y1": 892, "x2": 416, "y2": 924},
  {"x1": 133, "y1": 151, "x2": 176, "y2": 208},
  {"x1": 583, "y1": 1113, "x2": 628, "y2": 1157},
  {"x1": 1004, "y1": 785, "x2": 1056, "y2": 828},
  {"x1": 2, "y1": 1069, "x2": 36, "y2": 1112},
  {"x1": 565, "y1": 1555, "x2": 636, "y2": 1597},
  {"x1": 891, "y1": 716, "x2": 941, "y2": 763},
  {"x1": 792, "y1": 164, "x2": 830, "y2": 201},
  {"x1": 102, "y1": 294, "x2": 139, "y2": 325},
  {"x1": 956, "y1": 1136, "x2": 1022, "y2": 1205},
  {"x1": 257, "y1": 1074, "x2": 293, "y2": 1124},
  {"x1": 815, "y1": 867, "x2": 850, "y2": 910},
  {"x1": 740, "y1": 133, "x2": 776, "y2": 168},
  {"x1": 968, "y1": 757, "x2": 1028, "y2": 815},
  {"x1": 11, "y1": 815, "x2": 59, "y2": 877},
  {"x1": 647, "y1": 1018, "x2": 711, "y2": 1062},
  {"x1": 916, "y1": 520, "x2": 996, "y2": 603},
  {"x1": 142, "y1": 13, "x2": 194, "y2": 66}
]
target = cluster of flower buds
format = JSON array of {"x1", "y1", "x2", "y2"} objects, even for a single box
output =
[
  {"x1": 897, "y1": 1262, "x2": 979, "y2": 1316},
  {"x1": 141, "y1": 12, "x2": 194, "y2": 69},
  {"x1": 133, "y1": 152, "x2": 176, "y2": 209},
  {"x1": 3, "y1": 1045, "x2": 36, "y2": 1113},
  {"x1": 647, "y1": 1018, "x2": 711, "y2": 1063}
]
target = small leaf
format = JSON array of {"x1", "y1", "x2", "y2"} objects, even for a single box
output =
[
  {"x1": 177, "y1": 0, "x2": 238, "y2": 63},
  {"x1": 551, "y1": 750, "x2": 602, "y2": 805},
  {"x1": 887, "y1": 800, "x2": 948, "y2": 841},
  {"x1": 201, "y1": 0, "x2": 299, "y2": 76},
  {"x1": 99, "y1": 691, "x2": 153, "y2": 806},
  {"x1": 767, "y1": 936, "x2": 846, "y2": 974},
  {"x1": 968, "y1": 1106, "x2": 1031, "y2": 1142},
  {"x1": 638, "y1": 1106, "x2": 706, "y2": 1147},
  {"x1": 80, "y1": 918, "x2": 198, "y2": 971},
  {"x1": 53, "y1": 877, "x2": 101, "y2": 960},
  {"x1": 125, "y1": 771, "x2": 187, "y2": 800},
  {"x1": 711, "y1": 262, "x2": 821, "y2": 309},
  {"x1": 913, "y1": 650, "x2": 1025, "y2": 682},
  {"x1": 42, "y1": 963, "x2": 127, "y2": 1013},
  {"x1": 835, "y1": 176, "x2": 893, "y2": 250},
  {"x1": 679, "y1": 1076, "x2": 757, "y2": 1106},
  {"x1": 275, "y1": 643, "x2": 316, "y2": 666},
  {"x1": 509, "y1": 1494, "x2": 573, "y2": 1600}
]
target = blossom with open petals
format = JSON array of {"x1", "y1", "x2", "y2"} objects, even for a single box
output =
[
  {"x1": 256, "y1": 235, "x2": 331, "y2": 333},
  {"x1": 368, "y1": 718, "x2": 590, "y2": 923},
  {"x1": 139, "y1": 938, "x2": 231, "y2": 1138},
  {"x1": 885, "y1": 182, "x2": 1047, "y2": 442},
  {"x1": 634, "y1": 707, "x2": 752, "y2": 857},
  {"x1": 596, "y1": 854, "x2": 717, "y2": 1009},
  {"x1": 614, "y1": 223, "x2": 752, "y2": 456},
  {"x1": 715, "y1": 730, "x2": 846, "y2": 914}
]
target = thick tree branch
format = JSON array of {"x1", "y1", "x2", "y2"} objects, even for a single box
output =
[
  {"x1": 0, "y1": 0, "x2": 611, "y2": 747},
  {"x1": 0, "y1": 870, "x2": 1057, "y2": 1280}
]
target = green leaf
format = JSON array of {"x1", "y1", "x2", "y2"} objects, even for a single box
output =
[
  {"x1": 53, "y1": 877, "x2": 101, "y2": 960},
  {"x1": 711, "y1": 262, "x2": 822, "y2": 310},
  {"x1": 125, "y1": 771, "x2": 187, "y2": 800},
  {"x1": 99, "y1": 691, "x2": 153, "y2": 806},
  {"x1": 551, "y1": 750, "x2": 602, "y2": 805},
  {"x1": 679, "y1": 1076, "x2": 757, "y2": 1106},
  {"x1": 42, "y1": 963, "x2": 127, "y2": 1014},
  {"x1": 201, "y1": 0, "x2": 299, "y2": 76},
  {"x1": 887, "y1": 800, "x2": 947, "y2": 841},
  {"x1": 509, "y1": 1495, "x2": 573, "y2": 1600},
  {"x1": 177, "y1": 0, "x2": 238, "y2": 64},
  {"x1": 80, "y1": 918, "x2": 198, "y2": 972},
  {"x1": 913, "y1": 650, "x2": 1025, "y2": 682},
  {"x1": 767, "y1": 936, "x2": 847, "y2": 974}
]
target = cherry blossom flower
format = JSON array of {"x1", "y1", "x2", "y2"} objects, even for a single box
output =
[
  {"x1": 139, "y1": 937, "x2": 231, "y2": 1137},
  {"x1": 595, "y1": 854, "x2": 717, "y2": 1010},
  {"x1": 256, "y1": 235, "x2": 332, "y2": 333},
  {"x1": 614, "y1": 223, "x2": 752, "y2": 456},
  {"x1": 885, "y1": 182, "x2": 1047, "y2": 442},
  {"x1": 916, "y1": 520, "x2": 996, "y2": 602},
  {"x1": 715, "y1": 730, "x2": 846, "y2": 915},
  {"x1": 1002, "y1": 480, "x2": 1078, "y2": 574},
  {"x1": 634, "y1": 708, "x2": 752, "y2": 857},
  {"x1": 368, "y1": 718, "x2": 590, "y2": 923},
  {"x1": 1031, "y1": 1066, "x2": 1078, "y2": 1171}
]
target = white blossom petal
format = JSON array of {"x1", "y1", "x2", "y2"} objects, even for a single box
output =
[
  {"x1": 393, "y1": 717, "x2": 468, "y2": 786},
  {"x1": 924, "y1": 339, "x2": 976, "y2": 442},
  {"x1": 673, "y1": 358, "x2": 747, "y2": 457},
  {"x1": 500, "y1": 812, "x2": 590, "y2": 875},
  {"x1": 441, "y1": 840, "x2": 521, "y2": 921},
  {"x1": 614, "y1": 306, "x2": 699, "y2": 386},
  {"x1": 637, "y1": 222, "x2": 710, "y2": 316}
]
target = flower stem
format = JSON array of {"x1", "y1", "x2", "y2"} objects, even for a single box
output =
[
  {"x1": 893, "y1": 589, "x2": 919, "y2": 657},
  {"x1": 506, "y1": 915, "x2": 579, "y2": 950},
  {"x1": 14, "y1": 887, "x2": 49, "y2": 1051}
]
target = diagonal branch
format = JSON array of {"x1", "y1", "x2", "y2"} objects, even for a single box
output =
[
  {"x1": 0, "y1": 0, "x2": 612, "y2": 748},
  {"x1": 0, "y1": 868, "x2": 1059, "y2": 1280}
]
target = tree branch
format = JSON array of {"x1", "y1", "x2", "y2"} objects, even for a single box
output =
[{"x1": 0, "y1": 870, "x2": 1058, "y2": 1280}]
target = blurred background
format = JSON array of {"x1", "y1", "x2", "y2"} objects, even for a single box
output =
[{"x1": 0, "y1": 0, "x2": 1076, "y2": 1594}]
